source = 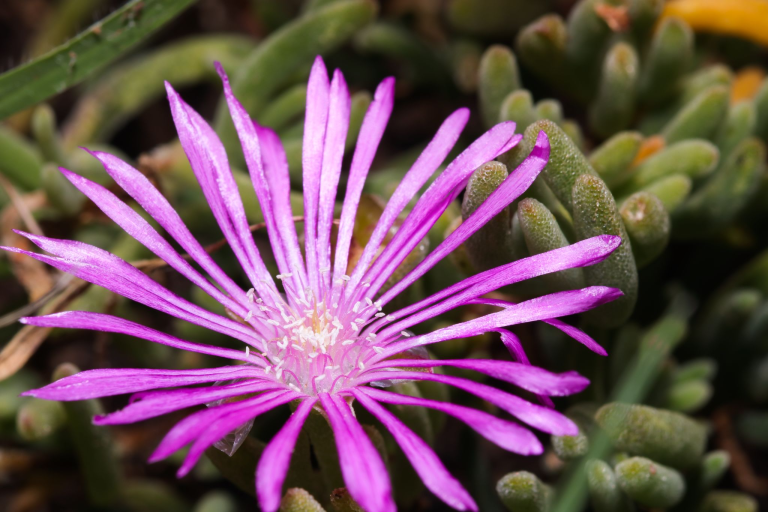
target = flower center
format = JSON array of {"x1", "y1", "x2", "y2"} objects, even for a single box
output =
[{"x1": 246, "y1": 282, "x2": 389, "y2": 395}]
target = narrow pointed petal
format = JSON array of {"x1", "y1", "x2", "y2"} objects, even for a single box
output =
[
  {"x1": 377, "y1": 132, "x2": 549, "y2": 304},
  {"x1": 380, "y1": 235, "x2": 621, "y2": 338},
  {"x1": 346, "y1": 108, "x2": 470, "y2": 295},
  {"x1": 379, "y1": 287, "x2": 623, "y2": 358},
  {"x1": 2, "y1": 237, "x2": 261, "y2": 346},
  {"x1": 58, "y1": 168, "x2": 250, "y2": 317},
  {"x1": 23, "y1": 366, "x2": 265, "y2": 401},
  {"x1": 317, "y1": 70, "x2": 351, "y2": 289},
  {"x1": 332, "y1": 77, "x2": 395, "y2": 297},
  {"x1": 357, "y1": 370, "x2": 577, "y2": 435},
  {"x1": 95, "y1": 381, "x2": 281, "y2": 425},
  {"x1": 165, "y1": 82, "x2": 278, "y2": 303},
  {"x1": 358, "y1": 387, "x2": 543, "y2": 454},
  {"x1": 216, "y1": 63, "x2": 307, "y2": 292},
  {"x1": 477, "y1": 298, "x2": 608, "y2": 355},
  {"x1": 370, "y1": 359, "x2": 589, "y2": 396},
  {"x1": 178, "y1": 390, "x2": 302, "y2": 476},
  {"x1": 495, "y1": 329, "x2": 555, "y2": 408},
  {"x1": 20, "y1": 311, "x2": 262, "y2": 362},
  {"x1": 361, "y1": 121, "x2": 520, "y2": 299},
  {"x1": 352, "y1": 389, "x2": 478, "y2": 511},
  {"x1": 255, "y1": 124, "x2": 308, "y2": 290},
  {"x1": 85, "y1": 150, "x2": 249, "y2": 306},
  {"x1": 319, "y1": 393, "x2": 395, "y2": 512},
  {"x1": 150, "y1": 390, "x2": 298, "y2": 463},
  {"x1": 303, "y1": 57, "x2": 330, "y2": 295},
  {"x1": 257, "y1": 398, "x2": 317, "y2": 512}
]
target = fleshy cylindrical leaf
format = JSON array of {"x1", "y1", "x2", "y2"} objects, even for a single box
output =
[
  {"x1": 637, "y1": 16, "x2": 693, "y2": 105},
  {"x1": 715, "y1": 101, "x2": 757, "y2": 159},
  {"x1": 673, "y1": 138, "x2": 765, "y2": 237},
  {"x1": 589, "y1": 42, "x2": 639, "y2": 138},
  {"x1": 589, "y1": 131, "x2": 642, "y2": 188},
  {"x1": 585, "y1": 460, "x2": 634, "y2": 512},
  {"x1": 699, "y1": 492, "x2": 758, "y2": 512},
  {"x1": 520, "y1": 120, "x2": 599, "y2": 211},
  {"x1": 497, "y1": 471, "x2": 552, "y2": 512},
  {"x1": 499, "y1": 90, "x2": 537, "y2": 130},
  {"x1": 516, "y1": 14, "x2": 567, "y2": 87},
  {"x1": 619, "y1": 192, "x2": 670, "y2": 268},
  {"x1": 53, "y1": 363, "x2": 121, "y2": 507},
  {"x1": 619, "y1": 139, "x2": 719, "y2": 194},
  {"x1": 595, "y1": 403, "x2": 706, "y2": 470},
  {"x1": 640, "y1": 174, "x2": 692, "y2": 213},
  {"x1": 16, "y1": 398, "x2": 66, "y2": 441},
  {"x1": 518, "y1": 198, "x2": 585, "y2": 293},
  {"x1": 462, "y1": 161, "x2": 514, "y2": 272},
  {"x1": 572, "y1": 174, "x2": 638, "y2": 327},
  {"x1": 280, "y1": 488, "x2": 326, "y2": 512},
  {"x1": 615, "y1": 457, "x2": 685, "y2": 509},
  {"x1": 535, "y1": 99, "x2": 564, "y2": 124},
  {"x1": 661, "y1": 86, "x2": 730, "y2": 143},
  {"x1": 479, "y1": 45, "x2": 521, "y2": 128}
]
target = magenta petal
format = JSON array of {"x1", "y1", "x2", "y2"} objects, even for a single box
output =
[
  {"x1": 24, "y1": 366, "x2": 265, "y2": 401},
  {"x1": 58, "y1": 168, "x2": 249, "y2": 318},
  {"x1": 495, "y1": 329, "x2": 556, "y2": 408},
  {"x1": 302, "y1": 56, "x2": 330, "y2": 295},
  {"x1": 177, "y1": 390, "x2": 302, "y2": 477},
  {"x1": 165, "y1": 81, "x2": 278, "y2": 303},
  {"x1": 332, "y1": 77, "x2": 395, "y2": 298},
  {"x1": 150, "y1": 389, "x2": 298, "y2": 464},
  {"x1": 371, "y1": 358, "x2": 589, "y2": 396},
  {"x1": 95, "y1": 381, "x2": 281, "y2": 425},
  {"x1": 20, "y1": 311, "x2": 260, "y2": 362},
  {"x1": 358, "y1": 387, "x2": 543, "y2": 455},
  {"x1": 360, "y1": 121, "x2": 518, "y2": 299},
  {"x1": 380, "y1": 235, "x2": 621, "y2": 339},
  {"x1": 254, "y1": 124, "x2": 308, "y2": 290},
  {"x1": 317, "y1": 69, "x2": 351, "y2": 290},
  {"x1": 475, "y1": 298, "x2": 608, "y2": 356},
  {"x1": 379, "y1": 286, "x2": 622, "y2": 358},
  {"x1": 257, "y1": 398, "x2": 317, "y2": 512},
  {"x1": 352, "y1": 389, "x2": 478, "y2": 511},
  {"x1": 319, "y1": 393, "x2": 395, "y2": 512},
  {"x1": 346, "y1": 107, "x2": 470, "y2": 296},
  {"x1": 377, "y1": 130, "x2": 549, "y2": 304},
  {"x1": 216, "y1": 63, "x2": 308, "y2": 293},
  {"x1": 84, "y1": 150, "x2": 250, "y2": 307},
  {"x1": 2, "y1": 238, "x2": 261, "y2": 347},
  {"x1": 357, "y1": 371, "x2": 577, "y2": 436}
]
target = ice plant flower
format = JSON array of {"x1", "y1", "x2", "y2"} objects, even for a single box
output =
[{"x1": 4, "y1": 57, "x2": 623, "y2": 512}]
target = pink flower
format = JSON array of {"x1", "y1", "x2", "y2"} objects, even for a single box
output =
[{"x1": 5, "y1": 57, "x2": 622, "y2": 512}]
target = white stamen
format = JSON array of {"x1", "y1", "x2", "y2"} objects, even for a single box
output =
[
  {"x1": 244, "y1": 311, "x2": 253, "y2": 322},
  {"x1": 373, "y1": 347, "x2": 384, "y2": 354},
  {"x1": 358, "y1": 361, "x2": 365, "y2": 370},
  {"x1": 245, "y1": 346, "x2": 250, "y2": 357},
  {"x1": 401, "y1": 331, "x2": 412, "y2": 337},
  {"x1": 342, "y1": 339, "x2": 355, "y2": 346}
]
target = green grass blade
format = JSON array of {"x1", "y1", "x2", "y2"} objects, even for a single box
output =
[{"x1": 0, "y1": 0, "x2": 197, "y2": 120}]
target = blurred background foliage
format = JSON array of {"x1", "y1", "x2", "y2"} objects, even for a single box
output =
[{"x1": 0, "y1": 0, "x2": 768, "y2": 511}]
